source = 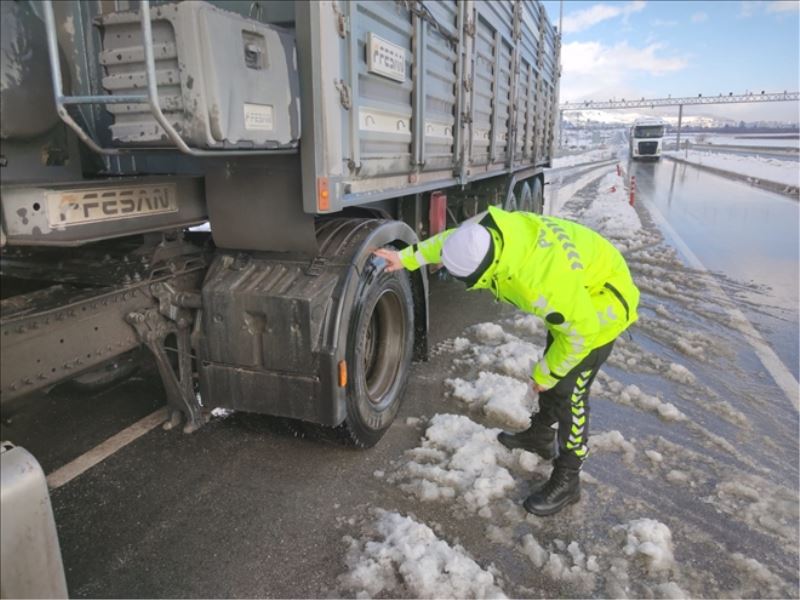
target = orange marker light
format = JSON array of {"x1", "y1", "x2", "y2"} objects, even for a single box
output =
[
  {"x1": 338, "y1": 360, "x2": 348, "y2": 387},
  {"x1": 318, "y1": 177, "x2": 330, "y2": 211}
]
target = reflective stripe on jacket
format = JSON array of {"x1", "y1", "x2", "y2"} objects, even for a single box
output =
[{"x1": 398, "y1": 206, "x2": 640, "y2": 388}]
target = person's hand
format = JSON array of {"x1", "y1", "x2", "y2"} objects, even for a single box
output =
[
  {"x1": 372, "y1": 248, "x2": 404, "y2": 272},
  {"x1": 532, "y1": 382, "x2": 549, "y2": 394}
]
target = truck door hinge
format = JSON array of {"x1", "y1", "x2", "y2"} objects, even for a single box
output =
[
  {"x1": 464, "y1": 18, "x2": 476, "y2": 37},
  {"x1": 332, "y1": 2, "x2": 349, "y2": 38},
  {"x1": 334, "y1": 79, "x2": 352, "y2": 110}
]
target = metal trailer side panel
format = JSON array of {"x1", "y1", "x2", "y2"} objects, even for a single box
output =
[{"x1": 299, "y1": 0, "x2": 559, "y2": 214}]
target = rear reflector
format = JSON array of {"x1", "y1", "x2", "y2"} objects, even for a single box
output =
[{"x1": 317, "y1": 177, "x2": 330, "y2": 211}]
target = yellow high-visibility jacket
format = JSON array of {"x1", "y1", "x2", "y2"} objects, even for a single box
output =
[{"x1": 398, "y1": 206, "x2": 640, "y2": 388}]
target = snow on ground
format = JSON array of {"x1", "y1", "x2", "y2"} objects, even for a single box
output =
[
  {"x1": 389, "y1": 413, "x2": 520, "y2": 515},
  {"x1": 616, "y1": 518, "x2": 675, "y2": 574},
  {"x1": 568, "y1": 171, "x2": 643, "y2": 245},
  {"x1": 664, "y1": 132, "x2": 800, "y2": 149},
  {"x1": 551, "y1": 148, "x2": 615, "y2": 169},
  {"x1": 446, "y1": 372, "x2": 532, "y2": 429},
  {"x1": 337, "y1": 156, "x2": 798, "y2": 598},
  {"x1": 339, "y1": 509, "x2": 507, "y2": 599},
  {"x1": 664, "y1": 148, "x2": 799, "y2": 186}
]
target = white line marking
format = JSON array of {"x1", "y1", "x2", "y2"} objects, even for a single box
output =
[
  {"x1": 47, "y1": 407, "x2": 167, "y2": 490},
  {"x1": 645, "y1": 199, "x2": 799, "y2": 410}
]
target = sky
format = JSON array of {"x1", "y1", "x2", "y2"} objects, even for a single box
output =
[{"x1": 540, "y1": 0, "x2": 800, "y2": 122}]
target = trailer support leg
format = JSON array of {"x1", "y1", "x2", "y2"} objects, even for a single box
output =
[{"x1": 126, "y1": 308, "x2": 205, "y2": 433}]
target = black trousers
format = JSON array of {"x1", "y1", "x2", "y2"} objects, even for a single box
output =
[{"x1": 533, "y1": 334, "x2": 615, "y2": 470}]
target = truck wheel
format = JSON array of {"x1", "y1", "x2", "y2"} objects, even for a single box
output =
[
  {"x1": 340, "y1": 253, "x2": 414, "y2": 447},
  {"x1": 517, "y1": 182, "x2": 533, "y2": 212},
  {"x1": 530, "y1": 177, "x2": 544, "y2": 214}
]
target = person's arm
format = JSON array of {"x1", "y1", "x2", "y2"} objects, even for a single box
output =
[{"x1": 373, "y1": 229, "x2": 456, "y2": 272}]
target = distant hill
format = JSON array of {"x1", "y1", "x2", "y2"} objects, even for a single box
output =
[{"x1": 562, "y1": 109, "x2": 798, "y2": 131}]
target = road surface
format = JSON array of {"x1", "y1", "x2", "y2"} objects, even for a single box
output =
[{"x1": 1, "y1": 161, "x2": 797, "y2": 598}]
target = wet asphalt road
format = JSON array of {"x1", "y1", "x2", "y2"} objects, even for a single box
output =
[
  {"x1": 1, "y1": 276, "x2": 519, "y2": 598},
  {"x1": 1, "y1": 161, "x2": 798, "y2": 597},
  {"x1": 630, "y1": 157, "x2": 799, "y2": 379}
]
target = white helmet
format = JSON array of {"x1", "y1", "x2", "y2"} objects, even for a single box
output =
[{"x1": 441, "y1": 223, "x2": 493, "y2": 280}]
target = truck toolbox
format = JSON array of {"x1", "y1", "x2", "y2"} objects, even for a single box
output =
[{"x1": 97, "y1": 2, "x2": 301, "y2": 149}]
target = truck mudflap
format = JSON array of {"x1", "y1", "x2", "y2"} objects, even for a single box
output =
[{"x1": 196, "y1": 218, "x2": 427, "y2": 439}]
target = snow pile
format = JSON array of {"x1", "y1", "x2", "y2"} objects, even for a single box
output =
[
  {"x1": 520, "y1": 534, "x2": 599, "y2": 592},
  {"x1": 600, "y1": 376, "x2": 687, "y2": 422},
  {"x1": 392, "y1": 414, "x2": 516, "y2": 515},
  {"x1": 616, "y1": 518, "x2": 676, "y2": 574},
  {"x1": 339, "y1": 509, "x2": 507, "y2": 599},
  {"x1": 475, "y1": 337, "x2": 541, "y2": 380},
  {"x1": 590, "y1": 430, "x2": 636, "y2": 463},
  {"x1": 432, "y1": 336, "x2": 472, "y2": 357},
  {"x1": 446, "y1": 372, "x2": 533, "y2": 429},
  {"x1": 729, "y1": 553, "x2": 786, "y2": 597},
  {"x1": 472, "y1": 322, "x2": 507, "y2": 344},
  {"x1": 716, "y1": 478, "x2": 799, "y2": 547},
  {"x1": 506, "y1": 313, "x2": 545, "y2": 337},
  {"x1": 645, "y1": 449, "x2": 663, "y2": 463},
  {"x1": 570, "y1": 171, "x2": 643, "y2": 244},
  {"x1": 665, "y1": 470, "x2": 690, "y2": 485},
  {"x1": 666, "y1": 362, "x2": 696, "y2": 385},
  {"x1": 551, "y1": 148, "x2": 615, "y2": 169},
  {"x1": 654, "y1": 581, "x2": 690, "y2": 599},
  {"x1": 547, "y1": 166, "x2": 614, "y2": 217},
  {"x1": 210, "y1": 407, "x2": 234, "y2": 418},
  {"x1": 449, "y1": 336, "x2": 471, "y2": 353},
  {"x1": 442, "y1": 321, "x2": 543, "y2": 427},
  {"x1": 664, "y1": 149, "x2": 799, "y2": 187}
]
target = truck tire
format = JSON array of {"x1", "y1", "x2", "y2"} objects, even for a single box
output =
[
  {"x1": 517, "y1": 182, "x2": 533, "y2": 212},
  {"x1": 340, "y1": 251, "x2": 414, "y2": 447},
  {"x1": 530, "y1": 177, "x2": 544, "y2": 214}
]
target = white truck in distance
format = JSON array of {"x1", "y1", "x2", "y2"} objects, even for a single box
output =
[{"x1": 629, "y1": 117, "x2": 666, "y2": 160}]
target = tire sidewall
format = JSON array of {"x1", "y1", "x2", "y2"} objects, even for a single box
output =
[
  {"x1": 530, "y1": 177, "x2": 544, "y2": 214},
  {"x1": 518, "y1": 182, "x2": 533, "y2": 212},
  {"x1": 345, "y1": 267, "x2": 414, "y2": 446}
]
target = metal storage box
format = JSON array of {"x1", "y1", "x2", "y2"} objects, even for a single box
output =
[{"x1": 97, "y1": 2, "x2": 301, "y2": 149}]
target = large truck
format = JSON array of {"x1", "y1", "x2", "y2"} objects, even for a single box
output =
[
  {"x1": 1, "y1": 0, "x2": 560, "y2": 448},
  {"x1": 629, "y1": 117, "x2": 666, "y2": 160}
]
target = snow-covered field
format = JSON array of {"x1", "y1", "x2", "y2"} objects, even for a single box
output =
[
  {"x1": 335, "y1": 166, "x2": 799, "y2": 599},
  {"x1": 664, "y1": 149, "x2": 799, "y2": 187}
]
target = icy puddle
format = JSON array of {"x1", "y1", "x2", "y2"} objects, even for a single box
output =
[{"x1": 336, "y1": 168, "x2": 798, "y2": 598}]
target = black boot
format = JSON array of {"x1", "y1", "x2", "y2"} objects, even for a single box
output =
[
  {"x1": 497, "y1": 422, "x2": 556, "y2": 459},
  {"x1": 523, "y1": 465, "x2": 581, "y2": 516}
]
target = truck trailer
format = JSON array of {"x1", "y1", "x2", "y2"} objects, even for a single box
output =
[{"x1": 1, "y1": 0, "x2": 561, "y2": 447}]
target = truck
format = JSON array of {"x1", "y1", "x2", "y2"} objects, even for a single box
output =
[
  {"x1": 1, "y1": 0, "x2": 560, "y2": 449},
  {"x1": 629, "y1": 117, "x2": 666, "y2": 160}
]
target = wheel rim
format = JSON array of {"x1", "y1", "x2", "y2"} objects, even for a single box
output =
[{"x1": 362, "y1": 289, "x2": 406, "y2": 407}]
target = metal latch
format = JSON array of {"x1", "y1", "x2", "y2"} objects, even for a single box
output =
[
  {"x1": 244, "y1": 42, "x2": 264, "y2": 70},
  {"x1": 332, "y1": 2, "x2": 349, "y2": 38},
  {"x1": 334, "y1": 79, "x2": 352, "y2": 110}
]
